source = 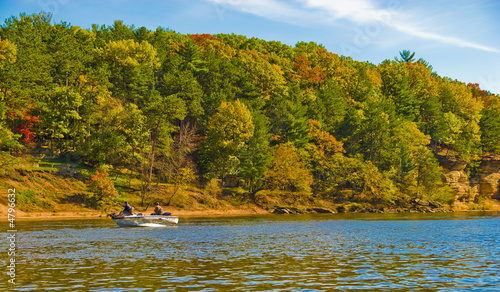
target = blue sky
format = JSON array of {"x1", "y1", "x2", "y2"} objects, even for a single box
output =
[{"x1": 1, "y1": 0, "x2": 499, "y2": 94}]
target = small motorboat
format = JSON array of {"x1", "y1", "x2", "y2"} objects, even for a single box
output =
[{"x1": 109, "y1": 213, "x2": 179, "y2": 227}]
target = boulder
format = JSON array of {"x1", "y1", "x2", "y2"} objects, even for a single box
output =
[
  {"x1": 309, "y1": 207, "x2": 334, "y2": 213},
  {"x1": 272, "y1": 207, "x2": 303, "y2": 214}
]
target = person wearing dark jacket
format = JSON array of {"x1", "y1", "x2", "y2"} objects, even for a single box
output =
[
  {"x1": 151, "y1": 202, "x2": 163, "y2": 215},
  {"x1": 119, "y1": 201, "x2": 133, "y2": 216}
]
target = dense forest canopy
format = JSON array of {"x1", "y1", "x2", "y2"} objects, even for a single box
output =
[{"x1": 1, "y1": 13, "x2": 500, "y2": 208}]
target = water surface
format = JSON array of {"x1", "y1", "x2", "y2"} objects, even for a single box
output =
[{"x1": 2, "y1": 212, "x2": 500, "y2": 291}]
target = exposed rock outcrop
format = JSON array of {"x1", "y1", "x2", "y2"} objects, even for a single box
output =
[
  {"x1": 439, "y1": 155, "x2": 500, "y2": 202},
  {"x1": 477, "y1": 157, "x2": 500, "y2": 200}
]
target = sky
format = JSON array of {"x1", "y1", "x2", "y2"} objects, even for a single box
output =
[{"x1": 1, "y1": 0, "x2": 499, "y2": 95}]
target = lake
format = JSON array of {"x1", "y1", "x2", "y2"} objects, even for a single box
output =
[{"x1": 2, "y1": 212, "x2": 500, "y2": 291}]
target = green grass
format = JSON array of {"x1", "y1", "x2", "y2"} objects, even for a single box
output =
[{"x1": 21, "y1": 167, "x2": 58, "y2": 172}]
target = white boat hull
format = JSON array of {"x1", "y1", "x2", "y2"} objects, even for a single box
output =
[{"x1": 111, "y1": 215, "x2": 179, "y2": 227}]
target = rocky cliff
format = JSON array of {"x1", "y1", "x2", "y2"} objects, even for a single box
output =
[{"x1": 439, "y1": 155, "x2": 500, "y2": 202}]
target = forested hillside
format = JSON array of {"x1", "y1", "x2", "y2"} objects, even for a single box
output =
[{"x1": 1, "y1": 13, "x2": 499, "y2": 211}]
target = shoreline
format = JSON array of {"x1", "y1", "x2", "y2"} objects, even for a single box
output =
[
  {"x1": 4, "y1": 206, "x2": 500, "y2": 222},
  {"x1": 2, "y1": 198, "x2": 498, "y2": 221},
  {"x1": 0, "y1": 205, "x2": 272, "y2": 221}
]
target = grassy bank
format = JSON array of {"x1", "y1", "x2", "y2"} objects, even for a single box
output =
[{"x1": 1, "y1": 155, "x2": 499, "y2": 220}]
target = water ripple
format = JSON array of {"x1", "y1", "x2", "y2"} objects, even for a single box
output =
[{"x1": 3, "y1": 212, "x2": 500, "y2": 291}]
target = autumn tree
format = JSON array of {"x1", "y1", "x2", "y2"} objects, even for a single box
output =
[
  {"x1": 0, "y1": 36, "x2": 22, "y2": 173},
  {"x1": 86, "y1": 169, "x2": 119, "y2": 211},
  {"x1": 314, "y1": 153, "x2": 395, "y2": 205},
  {"x1": 264, "y1": 143, "x2": 313, "y2": 193},
  {"x1": 200, "y1": 99, "x2": 254, "y2": 186},
  {"x1": 0, "y1": 36, "x2": 21, "y2": 150},
  {"x1": 95, "y1": 38, "x2": 159, "y2": 104},
  {"x1": 0, "y1": 14, "x2": 52, "y2": 149}
]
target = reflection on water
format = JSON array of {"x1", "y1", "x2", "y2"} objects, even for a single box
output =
[{"x1": 2, "y1": 212, "x2": 500, "y2": 291}]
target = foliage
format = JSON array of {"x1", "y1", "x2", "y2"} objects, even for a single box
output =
[
  {"x1": 395, "y1": 50, "x2": 415, "y2": 64},
  {"x1": 1, "y1": 13, "x2": 500, "y2": 210},
  {"x1": 264, "y1": 144, "x2": 313, "y2": 193},
  {"x1": 204, "y1": 178, "x2": 222, "y2": 198},
  {"x1": 200, "y1": 99, "x2": 254, "y2": 184},
  {"x1": 478, "y1": 92, "x2": 500, "y2": 154},
  {"x1": 86, "y1": 169, "x2": 119, "y2": 210},
  {"x1": 314, "y1": 153, "x2": 395, "y2": 205},
  {"x1": 238, "y1": 110, "x2": 272, "y2": 193}
]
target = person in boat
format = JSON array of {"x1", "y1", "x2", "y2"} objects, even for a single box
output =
[
  {"x1": 118, "y1": 201, "x2": 133, "y2": 216},
  {"x1": 151, "y1": 202, "x2": 163, "y2": 215}
]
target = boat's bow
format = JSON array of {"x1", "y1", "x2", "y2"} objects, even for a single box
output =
[{"x1": 109, "y1": 213, "x2": 179, "y2": 227}]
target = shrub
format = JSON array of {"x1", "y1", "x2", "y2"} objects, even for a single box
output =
[
  {"x1": 86, "y1": 170, "x2": 119, "y2": 211},
  {"x1": 204, "y1": 178, "x2": 222, "y2": 198},
  {"x1": 314, "y1": 153, "x2": 396, "y2": 205}
]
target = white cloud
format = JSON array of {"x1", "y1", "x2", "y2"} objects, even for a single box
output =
[
  {"x1": 206, "y1": 0, "x2": 500, "y2": 53},
  {"x1": 393, "y1": 23, "x2": 500, "y2": 53},
  {"x1": 301, "y1": 0, "x2": 388, "y2": 23},
  {"x1": 209, "y1": 0, "x2": 317, "y2": 25}
]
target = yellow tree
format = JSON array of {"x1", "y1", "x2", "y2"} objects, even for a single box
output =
[
  {"x1": 308, "y1": 119, "x2": 345, "y2": 157},
  {"x1": 200, "y1": 99, "x2": 254, "y2": 186},
  {"x1": 235, "y1": 49, "x2": 287, "y2": 100},
  {"x1": 264, "y1": 143, "x2": 313, "y2": 193},
  {"x1": 0, "y1": 37, "x2": 21, "y2": 174},
  {"x1": 87, "y1": 169, "x2": 119, "y2": 211},
  {"x1": 95, "y1": 39, "x2": 159, "y2": 104},
  {"x1": 439, "y1": 79, "x2": 483, "y2": 163}
]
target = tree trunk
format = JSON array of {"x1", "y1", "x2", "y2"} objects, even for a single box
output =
[
  {"x1": 147, "y1": 118, "x2": 161, "y2": 191},
  {"x1": 50, "y1": 138, "x2": 54, "y2": 157}
]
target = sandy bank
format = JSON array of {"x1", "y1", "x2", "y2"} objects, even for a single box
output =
[{"x1": 0, "y1": 202, "x2": 271, "y2": 221}]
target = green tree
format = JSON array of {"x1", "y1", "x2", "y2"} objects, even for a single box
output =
[
  {"x1": 176, "y1": 39, "x2": 207, "y2": 73},
  {"x1": 437, "y1": 80, "x2": 483, "y2": 162},
  {"x1": 0, "y1": 13, "x2": 53, "y2": 148},
  {"x1": 386, "y1": 120, "x2": 431, "y2": 189},
  {"x1": 412, "y1": 147, "x2": 452, "y2": 205},
  {"x1": 395, "y1": 50, "x2": 415, "y2": 64},
  {"x1": 480, "y1": 100, "x2": 500, "y2": 154},
  {"x1": 95, "y1": 39, "x2": 159, "y2": 104},
  {"x1": 238, "y1": 110, "x2": 272, "y2": 193},
  {"x1": 39, "y1": 86, "x2": 83, "y2": 155},
  {"x1": 379, "y1": 60, "x2": 420, "y2": 122},
  {"x1": 311, "y1": 79, "x2": 347, "y2": 132},
  {"x1": 81, "y1": 99, "x2": 148, "y2": 167},
  {"x1": 143, "y1": 90, "x2": 186, "y2": 191},
  {"x1": 0, "y1": 36, "x2": 21, "y2": 158},
  {"x1": 358, "y1": 95, "x2": 395, "y2": 167},
  {"x1": 200, "y1": 100, "x2": 254, "y2": 185},
  {"x1": 158, "y1": 69, "x2": 204, "y2": 121},
  {"x1": 266, "y1": 85, "x2": 311, "y2": 148}
]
